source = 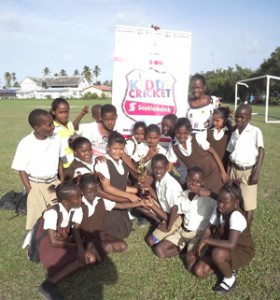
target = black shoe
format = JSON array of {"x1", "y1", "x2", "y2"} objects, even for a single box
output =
[
  {"x1": 213, "y1": 279, "x2": 237, "y2": 294},
  {"x1": 38, "y1": 280, "x2": 64, "y2": 300}
]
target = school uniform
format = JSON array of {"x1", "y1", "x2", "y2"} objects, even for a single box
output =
[
  {"x1": 209, "y1": 207, "x2": 255, "y2": 270},
  {"x1": 37, "y1": 203, "x2": 83, "y2": 276},
  {"x1": 165, "y1": 191, "x2": 216, "y2": 251},
  {"x1": 53, "y1": 120, "x2": 75, "y2": 168},
  {"x1": 11, "y1": 132, "x2": 62, "y2": 230},
  {"x1": 79, "y1": 196, "x2": 122, "y2": 257},
  {"x1": 226, "y1": 123, "x2": 264, "y2": 211},
  {"x1": 94, "y1": 155, "x2": 132, "y2": 239},
  {"x1": 152, "y1": 172, "x2": 183, "y2": 241},
  {"x1": 136, "y1": 142, "x2": 167, "y2": 174},
  {"x1": 64, "y1": 158, "x2": 94, "y2": 182},
  {"x1": 167, "y1": 135, "x2": 223, "y2": 194}
]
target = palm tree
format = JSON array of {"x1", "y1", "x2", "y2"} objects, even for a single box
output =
[
  {"x1": 92, "y1": 65, "x2": 101, "y2": 83},
  {"x1": 59, "y1": 69, "x2": 67, "y2": 76},
  {"x1": 11, "y1": 72, "x2": 17, "y2": 86},
  {"x1": 73, "y1": 69, "x2": 80, "y2": 76},
  {"x1": 54, "y1": 73, "x2": 59, "y2": 77},
  {"x1": 4, "y1": 72, "x2": 11, "y2": 87},
  {"x1": 42, "y1": 67, "x2": 51, "y2": 77},
  {"x1": 82, "y1": 65, "x2": 92, "y2": 83}
]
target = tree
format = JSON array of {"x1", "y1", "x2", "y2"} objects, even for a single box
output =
[
  {"x1": 42, "y1": 67, "x2": 51, "y2": 77},
  {"x1": 256, "y1": 46, "x2": 280, "y2": 77},
  {"x1": 11, "y1": 72, "x2": 17, "y2": 86},
  {"x1": 92, "y1": 65, "x2": 101, "y2": 83},
  {"x1": 59, "y1": 69, "x2": 67, "y2": 76},
  {"x1": 73, "y1": 69, "x2": 80, "y2": 76},
  {"x1": 4, "y1": 72, "x2": 11, "y2": 87},
  {"x1": 82, "y1": 65, "x2": 92, "y2": 83},
  {"x1": 103, "y1": 80, "x2": 112, "y2": 87},
  {"x1": 54, "y1": 73, "x2": 59, "y2": 77}
]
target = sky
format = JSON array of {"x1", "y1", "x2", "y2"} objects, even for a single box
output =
[{"x1": 0, "y1": 0, "x2": 279, "y2": 86}]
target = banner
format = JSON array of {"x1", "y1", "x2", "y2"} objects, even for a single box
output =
[{"x1": 112, "y1": 25, "x2": 192, "y2": 136}]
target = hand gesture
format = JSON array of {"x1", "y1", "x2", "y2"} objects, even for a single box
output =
[
  {"x1": 81, "y1": 105, "x2": 89, "y2": 116},
  {"x1": 194, "y1": 239, "x2": 207, "y2": 257},
  {"x1": 128, "y1": 193, "x2": 141, "y2": 203},
  {"x1": 145, "y1": 147, "x2": 159, "y2": 161}
]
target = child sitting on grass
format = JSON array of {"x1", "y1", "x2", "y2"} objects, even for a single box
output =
[
  {"x1": 146, "y1": 154, "x2": 183, "y2": 248},
  {"x1": 190, "y1": 182, "x2": 255, "y2": 294},
  {"x1": 78, "y1": 173, "x2": 148, "y2": 257},
  {"x1": 152, "y1": 167, "x2": 216, "y2": 259},
  {"x1": 37, "y1": 183, "x2": 96, "y2": 299}
]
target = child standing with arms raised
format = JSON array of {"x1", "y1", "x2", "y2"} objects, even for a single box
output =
[
  {"x1": 12, "y1": 109, "x2": 64, "y2": 233},
  {"x1": 226, "y1": 104, "x2": 264, "y2": 225},
  {"x1": 190, "y1": 182, "x2": 255, "y2": 294}
]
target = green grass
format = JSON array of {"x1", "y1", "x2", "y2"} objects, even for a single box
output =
[{"x1": 0, "y1": 100, "x2": 280, "y2": 299}]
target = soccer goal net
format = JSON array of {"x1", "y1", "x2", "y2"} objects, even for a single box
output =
[{"x1": 235, "y1": 75, "x2": 280, "y2": 123}]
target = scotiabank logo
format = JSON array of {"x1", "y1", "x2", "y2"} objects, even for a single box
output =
[{"x1": 122, "y1": 68, "x2": 176, "y2": 123}]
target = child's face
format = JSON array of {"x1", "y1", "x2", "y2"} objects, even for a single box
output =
[
  {"x1": 67, "y1": 190, "x2": 82, "y2": 209},
  {"x1": 146, "y1": 131, "x2": 160, "y2": 148},
  {"x1": 152, "y1": 160, "x2": 167, "y2": 181},
  {"x1": 186, "y1": 172, "x2": 204, "y2": 193},
  {"x1": 108, "y1": 142, "x2": 124, "y2": 160},
  {"x1": 213, "y1": 113, "x2": 225, "y2": 130},
  {"x1": 81, "y1": 182, "x2": 98, "y2": 202},
  {"x1": 161, "y1": 119, "x2": 174, "y2": 137},
  {"x1": 102, "y1": 112, "x2": 117, "y2": 132},
  {"x1": 52, "y1": 103, "x2": 69, "y2": 125},
  {"x1": 175, "y1": 126, "x2": 190, "y2": 144},
  {"x1": 74, "y1": 142, "x2": 93, "y2": 163},
  {"x1": 217, "y1": 190, "x2": 238, "y2": 216},
  {"x1": 235, "y1": 107, "x2": 251, "y2": 130},
  {"x1": 134, "y1": 127, "x2": 145, "y2": 144},
  {"x1": 92, "y1": 109, "x2": 101, "y2": 122},
  {"x1": 191, "y1": 79, "x2": 206, "y2": 99},
  {"x1": 34, "y1": 114, "x2": 55, "y2": 139}
]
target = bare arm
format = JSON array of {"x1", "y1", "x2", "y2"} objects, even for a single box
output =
[
  {"x1": 72, "y1": 106, "x2": 89, "y2": 130},
  {"x1": 97, "y1": 185, "x2": 129, "y2": 203},
  {"x1": 19, "y1": 171, "x2": 31, "y2": 194},
  {"x1": 58, "y1": 158, "x2": 64, "y2": 183},
  {"x1": 249, "y1": 147, "x2": 265, "y2": 185},
  {"x1": 145, "y1": 196, "x2": 167, "y2": 221},
  {"x1": 166, "y1": 205, "x2": 181, "y2": 231}
]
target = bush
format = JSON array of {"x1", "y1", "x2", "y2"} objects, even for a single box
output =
[
  {"x1": 92, "y1": 93, "x2": 99, "y2": 99},
  {"x1": 270, "y1": 96, "x2": 280, "y2": 105}
]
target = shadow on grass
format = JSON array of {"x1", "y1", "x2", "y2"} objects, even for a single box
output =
[{"x1": 58, "y1": 256, "x2": 118, "y2": 300}]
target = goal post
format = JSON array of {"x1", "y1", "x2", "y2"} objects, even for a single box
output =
[{"x1": 235, "y1": 74, "x2": 280, "y2": 123}]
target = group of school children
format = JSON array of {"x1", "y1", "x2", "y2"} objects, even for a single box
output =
[{"x1": 11, "y1": 74, "x2": 265, "y2": 299}]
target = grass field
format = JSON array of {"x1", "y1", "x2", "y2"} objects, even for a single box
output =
[{"x1": 0, "y1": 100, "x2": 280, "y2": 300}]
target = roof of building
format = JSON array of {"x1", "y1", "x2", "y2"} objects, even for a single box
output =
[
  {"x1": 21, "y1": 76, "x2": 87, "y2": 87},
  {"x1": 84, "y1": 85, "x2": 112, "y2": 91}
]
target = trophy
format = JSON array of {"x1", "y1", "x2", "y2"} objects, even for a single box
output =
[{"x1": 137, "y1": 155, "x2": 149, "y2": 200}]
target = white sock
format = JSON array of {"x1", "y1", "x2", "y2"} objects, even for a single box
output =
[
  {"x1": 22, "y1": 231, "x2": 31, "y2": 249},
  {"x1": 221, "y1": 275, "x2": 235, "y2": 289}
]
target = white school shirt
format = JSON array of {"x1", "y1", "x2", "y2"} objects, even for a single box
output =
[
  {"x1": 226, "y1": 123, "x2": 264, "y2": 167},
  {"x1": 73, "y1": 157, "x2": 94, "y2": 178},
  {"x1": 155, "y1": 172, "x2": 183, "y2": 213},
  {"x1": 94, "y1": 154, "x2": 125, "y2": 180},
  {"x1": 78, "y1": 122, "x2": 108, "y2": 159},
  {"x1": 177, "y1": 191, "x2": 216, "y2": 232},
  {"x1": 137, "y1": 142, "x2": 167, "y2": 174},
  {"x1": 43, "y1": 203, "x2": 83, "y2": 230},
  {"x1": 11, "y1": 132, "x2": 62, "y2": 178},
  {"x1": 82, "y1": 196, "x2": 115, "y2": 217},
  {"x1": 166, "y1": 135, "x2": 193, "y2": 163},
  {"x1": 210, "y1": 209, "x2": 247, "y2": 232},
  {"x1": 125, "y1": 137, "x2": 145, "y2": 162},
  {"x1": 197, "y1": 127, "x2": 229, "y2": 151}
]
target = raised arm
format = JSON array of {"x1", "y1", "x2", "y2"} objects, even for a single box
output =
[{"x1": 72, "y1": 106, "x2": 89, "y2": 130}]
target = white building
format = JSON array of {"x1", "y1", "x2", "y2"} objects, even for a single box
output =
[{"x1": 17, "y1": 76, "x2": 91, "y2": 99}]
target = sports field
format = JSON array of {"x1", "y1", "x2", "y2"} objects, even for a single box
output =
[{"x1": 0, "y1": 99, "x2": 279, "y2": 299}]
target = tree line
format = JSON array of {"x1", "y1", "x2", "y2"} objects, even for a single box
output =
[{"x1": 3, "y1": 46, "x2": 280, "y2": 102}]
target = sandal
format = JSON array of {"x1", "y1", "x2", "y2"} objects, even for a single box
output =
[{"x1": 213, "y1": 279, "x2": 236, "y2": 294}]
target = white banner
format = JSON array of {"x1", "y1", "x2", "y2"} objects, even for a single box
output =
[{"x1": 112, "y1": 25, "x2": 192, "y2": 136}]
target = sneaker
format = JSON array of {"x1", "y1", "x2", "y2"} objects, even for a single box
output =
[
  {"x1": 213, "y1": 279, "x2": 237, "y2": 294},
  {"x1": 38, "y1": 280, "x2": 64, "y2": 300}
]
